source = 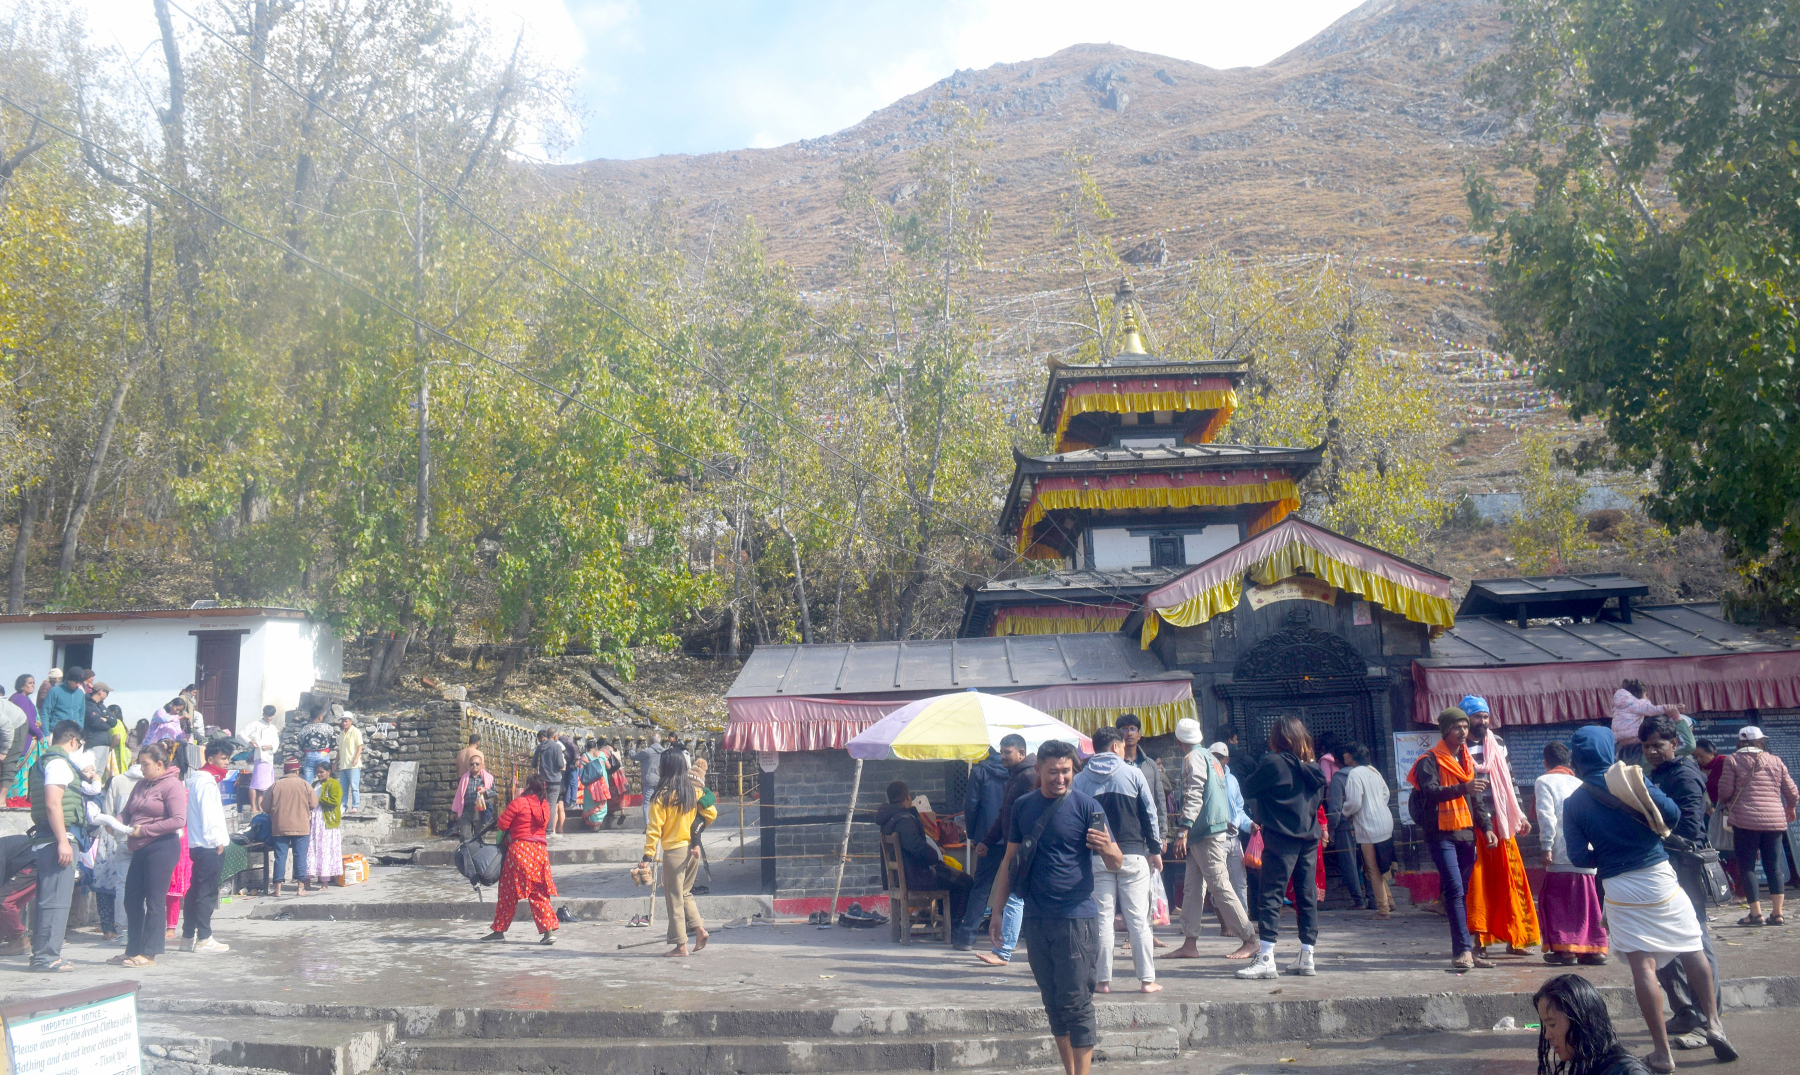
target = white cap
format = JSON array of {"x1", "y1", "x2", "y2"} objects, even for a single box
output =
[
  {"x1": 1739, "y1": 726, "x2": 1766, "y2": 742},
  {"x1": 1207, "y1": 742, "x2": 1230, "y2": 758},
  {"x1": 47, "y1": 668, "x2": 61, "y2": 678},
  {"x1": 1175, "y1": 717, "x2": 1204, "y2": 745}
]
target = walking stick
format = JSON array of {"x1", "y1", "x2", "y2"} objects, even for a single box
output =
[{"x1": 823, "y1": 759, "x2": 863, "y2": 929}]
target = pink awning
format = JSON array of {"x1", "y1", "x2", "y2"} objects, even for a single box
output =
[
  {"x1": 1412, "y1": 652, "x2": 1800, "y2": 727},
  {"x1": 724, "y1": 679, "x2": 1196, "y2": 752}
]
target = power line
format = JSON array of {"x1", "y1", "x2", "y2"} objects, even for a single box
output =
[
  {"x1": 158, "y1": 0, "x2": 1011, "y2": 560},
  {"x1": 0, "y1": 92, "x2": 1009, "y2": 594}
]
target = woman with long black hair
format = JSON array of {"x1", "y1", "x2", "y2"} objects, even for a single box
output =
[
  {"x1": 482, "y1": 774, "x2": 558, "y2": 945},
  {"x1": 641, "y1": 749, "x2": 717, "y2": 956},
  {"x1": 1534, "y1": 973, "x2": 1650, "y2": 1075},
  {"x1": 1235, "y1": 715, "x2": 1327, "y2": 980}
]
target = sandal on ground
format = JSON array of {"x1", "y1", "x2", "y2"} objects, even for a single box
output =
[
  {"x1": 29, "y1": 959, "x2": 75, "y2": 973},
  {"x1": 1543, "y1": 952, "x2": 1572, "y2": 965},
  {"x1": 1706, "y1": 1028, "x2": 1739, "y2": 1063},
  {"x1": 538, "y1": 932, "x2": 555, "y2": 946},
  {"x1": 106, "y1": 953, "x2": 132, "y2": 965},
  {"x1": 1767, "y1": 914, "x2": 1785, "y2": 925},
  {"x1": 1737, "y1": 913, "x2": 1765, "y2": 926},
  {"x1": 1640, "y1": 1055, "x2": 1676, "y2": 1074},
  {"x1": 1470, "y1": 955, "x2": 1497, "y2": 969},
  {"x1": 121, "y1": 955, "x2": 155, "y2": 967},
  {"x1": 1450, "y1": 953, "x2": 1473, "y2": 971},
  {"x1": 1577, "y1": 952, "x2": 1609, "y2": 966}
]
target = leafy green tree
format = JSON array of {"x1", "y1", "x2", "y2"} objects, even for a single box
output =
[
  {"x1": 1509, "y1": 434, "x2": 1595, "y2": 573},
  {"x1": 1468, "y1": 0, "x2": 1800, "y2": 617}
]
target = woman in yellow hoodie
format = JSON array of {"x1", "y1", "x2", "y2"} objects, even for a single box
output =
[{"x1": 641, "y1": 749, "x2": 717, "y2": 956}]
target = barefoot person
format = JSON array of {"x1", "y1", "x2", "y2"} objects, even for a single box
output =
[
  {"x1": 483, "y1": 775, "x2": 559, "y2": 945},
  {"x1": 641, "y1": 749, "x2": 716, "y2": 956},
  {"x1": 1562, "y1": 726, "x2": 1736, "y2": 1071},
  {"x1": 1169, "y1": 718, "x2": 1257, "y2": 960}
]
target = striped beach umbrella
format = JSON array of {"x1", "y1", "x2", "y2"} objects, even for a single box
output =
[{"x1": 846, "y1": 691, "x2": 1092, "y2": 763}]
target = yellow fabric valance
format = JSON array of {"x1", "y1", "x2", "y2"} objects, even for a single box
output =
[
  {"x1": 1016, "y1": 478, "x2": 1300, "y2": 554},
  {"x1": 1048, "y1": 696, "x2": 1197, "y2": 737},
  {"x1": 994, "y1": 615, "x2": 1127, "y2": 636},
  {"x1": 1054, "y1": 388, "x2": 1238, "y2": 449},
  {"x1": 1139, "y1": 519, "x2": 1457, "y2": 648}
]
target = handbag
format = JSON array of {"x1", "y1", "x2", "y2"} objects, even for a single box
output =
[{"x1": 1707, "y1": 805, "x2": 1734, "y2": 852}]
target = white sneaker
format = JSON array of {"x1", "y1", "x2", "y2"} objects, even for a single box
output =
[
  {"x1": 1286, "y1": 949, "x2": 1316, "y2": 976},
  {"x1": 193, "y1": 938, "x2": 230, "y2": 953},
  {"x1": 1235, "y1": 953, "x2": 1278, "y2": 980}
]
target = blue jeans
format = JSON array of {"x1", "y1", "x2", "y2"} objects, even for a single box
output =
[
  {"x1": 992, "y1": 894, "x2": 1023, "y2": 960},
  {"x1": 955, "y1": 848, "x2": 1003, "y2": 948},
  {"x1": 1427, "y1": 836, "x2": 1477, "y2": 956},
  {"x1": 302, "y1": 752, "x2": 330, "y2": 782},
  {"x1": 341, "y1": 767, "x2": 362, "y2": 808},
  {"x1": 272, "y1": 833, "x2": 310, "y2": 887}
]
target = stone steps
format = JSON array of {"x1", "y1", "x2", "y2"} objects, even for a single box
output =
[
  {"x1": 140, "y1": 1016, "x2": 393, "y2": 1075},
  {"x1": 246, "y1": 893, "x2": 776, "y2": 922},
  {"x1": 382, "y1": 1026, "x2": 1178, "y2": 1074}
]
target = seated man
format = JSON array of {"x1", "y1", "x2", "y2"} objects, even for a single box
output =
[{"x1": 875, "y1": 780, "x2": 974, "y2": 927}]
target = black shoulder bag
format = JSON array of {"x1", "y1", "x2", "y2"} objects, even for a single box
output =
[
  {"x1": 1010, "y1": 792, "x2": 1072, "y2": 892},
  {"x1": 1583, "y1": 783, "x2": 1732, "y2": 905}
]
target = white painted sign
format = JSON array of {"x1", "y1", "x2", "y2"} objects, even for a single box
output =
[
  {"x1": 1393, "y1": 731, "x2": 1438, "y2": 820},
  {"x1": 386, "y1": 760, "x2": 418, "y2": 812},
  {"x1": 5, "y1": 990, "x2": 140, "y2": 1075}
]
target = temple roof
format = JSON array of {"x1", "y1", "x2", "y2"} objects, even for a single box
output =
[
  {"x1": 1036, "y1": 359, "x2": 1249, "y2": 435},
  {"x1": 958, "y1": 566, "x2": 1186, "y2": 637}
]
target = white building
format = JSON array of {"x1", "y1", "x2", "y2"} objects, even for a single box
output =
[{"x1": 0, "y1": 606, "x2": 343, "y2": 734}]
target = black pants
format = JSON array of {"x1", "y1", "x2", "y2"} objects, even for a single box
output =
[
  {"x1": 933, "y1": 865, "x2": 976, "y2": 926},
  {"x1": 1657, "y1": 866, "x2": 1720, "y2": 1028},
  {"x1": 182, "y1": 846, "x2": 222, "y2": 941},
  {"x1": 1330, "y1": 826, "x2": 1365, "y2": 902},
  {"x1": 125, "y1": 833, "x2": 180, "y2": 958},
  {"x1": 1022, "y1": 915, "x2": 1098, "y2": 1049},
  {"x1": 1741, "y1": 829, "x2": 1786, "y2": 903},
  {"x1": 1256, "y1": 833, "x2": 1320, "y2": 945}
]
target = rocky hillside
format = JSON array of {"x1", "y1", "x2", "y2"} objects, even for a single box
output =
[{"x1": 562, "y1": 0, "x2": 1512, "y2": 329}]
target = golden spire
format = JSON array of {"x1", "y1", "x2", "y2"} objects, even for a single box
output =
[{"x1": 1108, "y1": 278, "x2": 1152, "y2": 360}]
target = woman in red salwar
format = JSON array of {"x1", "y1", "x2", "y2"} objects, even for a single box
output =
[{"x1": 482, "y1": 775, "x2": 558, "y2": 945}]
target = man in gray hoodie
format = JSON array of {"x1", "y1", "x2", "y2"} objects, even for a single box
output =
[{"x1": 1072, "y1": 726, "x2": 1163, "y2": 993}]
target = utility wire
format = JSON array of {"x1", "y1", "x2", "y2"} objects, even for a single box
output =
[
  {"x1": 159, "y1": 0, "x2": 1011, "y2": 559},
  {"x1": 0, "y1": 93, "x2": 1016, "y2": 592}
]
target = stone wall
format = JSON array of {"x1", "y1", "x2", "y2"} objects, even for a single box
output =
[{"x1": 763, "y1": 750, "x2": 954, "y2": 899}]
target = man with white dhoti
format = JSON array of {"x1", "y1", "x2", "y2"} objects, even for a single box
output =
[{"x1": 1561, "y1": 726, "x2": 1737, "y2": 1072}]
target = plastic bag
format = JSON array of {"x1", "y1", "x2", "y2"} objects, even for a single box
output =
[{"x1": 1244, "y1": 830, "x2": 1265, "y2": 871}]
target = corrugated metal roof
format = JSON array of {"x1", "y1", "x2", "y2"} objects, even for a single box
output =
[
  {"x1": 1458, "y1": 573, "x2": 1648, "y2": 620},
  {"x1": 1425, "y1": 604, "x2": 1800, "y2": 666},
  {"x1": 973, "y1": 567, "x2": 1185, "y2": 594},
  {"x1": 726, "y1": 633, "x2": 1186, "y2": 698}
]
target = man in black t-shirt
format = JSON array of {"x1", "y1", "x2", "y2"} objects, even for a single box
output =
[{"x1": 988, "y1": 739, "x2": 1120, "y2": 1075}]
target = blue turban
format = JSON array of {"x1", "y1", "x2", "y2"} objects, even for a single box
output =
[
  {"x1": 1459, "y1": 695, "x2": 1490, "y2": 716},
  {"x1": 1570, "y1": 726, "x2": 1615, "y2": 788}
]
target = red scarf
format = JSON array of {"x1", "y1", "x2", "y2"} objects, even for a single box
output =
[{"x1": 201, "y1": 764, "x2": 228, "y2": 782}]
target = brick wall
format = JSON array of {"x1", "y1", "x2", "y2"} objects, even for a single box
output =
[{"x1": 765, "y1": 751, "x2": 952, "y2": 899}]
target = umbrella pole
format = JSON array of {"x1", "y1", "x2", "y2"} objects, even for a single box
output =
[{"x1": 824, "y1": 759, "x2": 863, "y2": 928}]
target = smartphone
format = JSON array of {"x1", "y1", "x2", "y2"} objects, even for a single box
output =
[{"x1": 1088, "y1": 810, "x2": 1108, "y2": 832}]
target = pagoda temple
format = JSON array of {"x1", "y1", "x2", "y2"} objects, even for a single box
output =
[{"x1": 960, "y1": 280, "x2": 1323, "y2": 638}]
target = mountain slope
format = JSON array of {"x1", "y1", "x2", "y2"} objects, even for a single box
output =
[{"x1": 562, "y1": 0, "x2": 1513, "y2": 328}]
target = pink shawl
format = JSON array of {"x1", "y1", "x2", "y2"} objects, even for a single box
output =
[
  {"x1": 1473, "y1": 733, "x2": 1526, "y2": 840},
  {"x1": 452, "y1": 768, "x2": 494, "y2": 817}
]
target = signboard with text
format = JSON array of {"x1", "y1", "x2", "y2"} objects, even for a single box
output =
[
  {"x1": 1392, "y1": 731, "x2": 1438, "y2": 820},
  {"x1": 2, "y1": 982, "x2": 140, "y2": 1075},
  {"x1": 1245, "y1": 576, "x2": 1337, "y2": 612}
]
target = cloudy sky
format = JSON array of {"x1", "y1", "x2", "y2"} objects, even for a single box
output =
[{"x1": 75, "y1": 0, "x2": 1369, "y2": 162}]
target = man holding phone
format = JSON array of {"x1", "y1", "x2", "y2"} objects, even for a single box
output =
[{"x1": 988, "y1": 739, "x2": 1121, "y2": 1075}]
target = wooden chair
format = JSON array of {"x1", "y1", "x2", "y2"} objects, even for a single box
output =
[{"x1": 880, "y1": 832, "x2": 950, "y2": 944}]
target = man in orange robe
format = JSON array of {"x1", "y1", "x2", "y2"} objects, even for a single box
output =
[{"x1": 1460, "y1": 695, "x2": 1542, "y2": 956}]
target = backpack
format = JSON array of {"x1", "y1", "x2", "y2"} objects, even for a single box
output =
[
  {"x1": 454, "y1": 820, "x2": 504, "y2": 894},
  {"x1": 247, "y1": 812, "x2": 272, "y2": 845}
]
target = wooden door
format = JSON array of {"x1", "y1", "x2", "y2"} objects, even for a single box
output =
[{"x1": 194, "y1": 634, "x2": 242, "y2": 734}]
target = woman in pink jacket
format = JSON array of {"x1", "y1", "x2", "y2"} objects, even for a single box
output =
[
  {"x1": 1718, "y1": 726, "x2": 1800, "y2": 926},
  {"x1": 109, "y1": 741, "x2": 188, "y2": 967}
]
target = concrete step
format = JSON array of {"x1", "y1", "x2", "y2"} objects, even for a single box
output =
[
  {"x1": 384, "y1": 1026, "x2": 1178, "y2": 1074},
  {"x1": 141, "y1": 1016, "x2": 394, "y2": 1075},
  {"x1": 411, "y1": 845, "x2": 643, "y2": 866},
  {"x1": 247, "y1": 893, "x2": 776, "y2": 922}
]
